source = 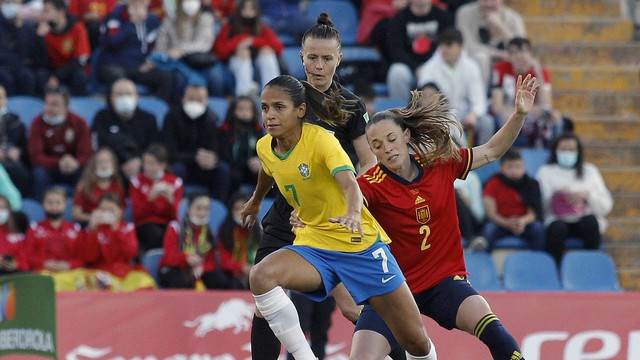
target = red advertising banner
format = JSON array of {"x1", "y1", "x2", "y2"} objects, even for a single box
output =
[{"x1": 5, "y1": 291, "x2": 640, "y2": 360}]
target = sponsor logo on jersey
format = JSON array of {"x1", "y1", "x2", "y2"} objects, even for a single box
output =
[
  {"x1": 298, "y1": 163, "x2": 310, "y2": 178},
  {"x1": 415, "y1": 195, "x2": 425, "y2": 204}
]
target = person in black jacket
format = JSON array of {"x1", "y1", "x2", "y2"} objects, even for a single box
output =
[
  {"x1": 0, "y1": 85, "x2": 31, "y2": 197},
  {"x1": 161, "y1": 83, "x2": 231, "y2": 202},
  {"x1": 91, "y1": 78, "x2": 160, "y2": 180},
  {"x1": 0, "y1": 0, "x2": 38, "y2": 96}
]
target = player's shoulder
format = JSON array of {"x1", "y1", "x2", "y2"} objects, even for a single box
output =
[{"x1": 360, "y1": 164, "x2": 389, "y2": 185}]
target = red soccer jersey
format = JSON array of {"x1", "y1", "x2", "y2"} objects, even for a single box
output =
[
  {"x1": 483, "y1": 175, "x2": 528, "y2": 218},
  {"x1": 491, "y1": 61, "x2": 551, "y2": 105},
  {"x1": 44, "y1": 20, "x2": 91, "y2": 68},
  {"x1": 0, "y1": 226, "x2": 28, "y2": 271},
  {"x1": 80, "y1": 222, "x2": 139, "y2": 277},
  {"x1": 25, "y1": 220, "x2": 84, "y2": 271},
  {"x1": 73, "y1": 181, "x2": 126, "y2": 215},
  {"x1": 358, "y1": 148, "x2": 472, "y2": 294},
  {"x1": 68, "y1": 0, "x2": 118, "y2": 21},
  {"x1": 129, "y1": 172, "x2": 183, "y2": 226}
]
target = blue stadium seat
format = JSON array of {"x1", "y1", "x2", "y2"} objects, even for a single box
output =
[
  {"x1": 281, "y1": 47, "x2": 305, "y2": 80},
  {"x1": 492, "y1": 235, "x2": 529, "y2": 250},
  {"x1": 137, "y1": 97, "x2": 169, "y2": 131},
  {"x1": 503, "y1": 251, "x2": 562, "y2": 291},
  {"x1": 124, "y1": 198, "x2": 134, "y2": 222},
  {"x1": 20, "y1": 198, "x2": 45, "y2": 223},
  {"x1": 69, "y1": 97, "x2": 105, "y2": 126},
  {"x1": 374, "y1": 97, "x2": 407, "y2": 112},
  {"x1": 141, "y1": 248, "x2": 164, "y2": 285},
  {"x1": 561, "y1": 250, "x2": 621, "y2": 292},
  {"x1": 208, "y1": 97, "x2": 229, "y2": 126},
  {"x1": 259, "y1": 197, "x2": 274, "y2": 222},
  {"x1": 64, "y1": 198, "x2": 74, "y2": 222},
  {"x1": 464, "y1": 252, "x2": 503, "y2": 291},
  {"x1": 474, "y1": 161, "x2": 500, "y2": 185},
  {"x1": 341, "y1": 46, "x2": 382, "y2": 63},
  {"x1": 178, "y1": 198, "x2": 228, "y2": 236},
  {"x1": 519, "y1": 148, "x2": 550, "y2": 177},
  {"x1": 305, "y1": 1, "x2": 359, "y2": 45},
  {"x1": 7, "y1": 96, "x2": 44, "y2": 129}
]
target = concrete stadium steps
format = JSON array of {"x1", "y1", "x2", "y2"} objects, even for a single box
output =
[
  {"x1": 548, "y1": 65, "x2": 639, "y2": 92},
  {"x1": 535, "y1": 42, "x2": 640, "y2": 66},
  {"x1": 553, "y1": 91, "x2": 639, "y2": 116},
  {"x1": 608, "y1": 191, "x2": 640, "y2": 218},
  {"x1": 571, "y1": 114, "x2": 640, "y2": 142},
  {"x1": 583, "y1": 142, "x2": 640, "y2": 167},
  {"x1": 606, "y1": 217, "x2": 640, "y2": 243},
  {"x1": 506, "y1": 0, "x2": 623, "y2": 17},
  {"x1": 607, "y1": 244, "x2": 640, "y2": 269},
  {"x1": 600, "y1": 168, "x2": 640, "y2": 196},
  {"x1": 524, "y1": 16, "x2": 634, "y2": 43},
  {"x1": 618, "y1": 269, "x2": 640, "y2": 290}
]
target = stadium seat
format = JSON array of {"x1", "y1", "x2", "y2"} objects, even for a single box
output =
[
  {"x1": 474, "y1": 161, "x2": 500, "y2": 185},
  {"x1": 374, "y1": 97, "x2": 407, "y2": 112},
  {"x1": 64, "y1": 198, "x2": 74, "y2": 222},
  {"x1": 561, "y1": 250, "x2": 621, "y2": 292},
  {"x1": 7, "y1": 96, "x2": 44, "y2": 129},
  {"x1": 519, "y1": 148, "x2": 550, "y2": 177},
  {"x1": 209, "y1": 199, "x2": 228, "y2": 235},
  {"x1": 502, "y1": 251, "x2": 562, "y2": 291},
  {"x1": 124, "y1": 198, "x2": 134, "y2": 223},
  {"x1": 492, "y1": 235, "x2": 529, "y2": 250},
  {"x1": 464, "y1": 252, "x2": 503, "y2": 291},
  {"x1": 69, "y1": 97, "x2": 105, "y2": 126},
  {"x1": 137, "y1": 97, "x2": 169, "y2": 131},
  {"x1": 305, "y1": 1, "x2": 359, "y2": 45},
  {"x1": 20, "y1": 198, "x2": 45, "y2": 223},
  {"x1": 208, "y1": 97, "x2": 229, "y2": 126},
  {"x1": 341, "y1": 46, "x2": 382, "y2": 63},
  {"x1": 259, "y1": 197, "x2": 274, "y2": 222},
  {"x1": 281, "y1": 47, "x2": 305, "y2": 80},
  {"x1": 141, "y1": 248, "x2": 164, "y2": 285}
]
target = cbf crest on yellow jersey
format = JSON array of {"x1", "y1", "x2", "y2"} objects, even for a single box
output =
[{"x1": 256, "y1": 123, "x2": 389, "y2": 252}]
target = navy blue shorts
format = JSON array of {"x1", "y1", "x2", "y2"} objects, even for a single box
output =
[{"x1": 355, "y1": 275, "x2": 479, "y2": 349}]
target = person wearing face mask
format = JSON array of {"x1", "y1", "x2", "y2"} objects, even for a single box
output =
[
  {"x1": 536, "y1": 132, "x2": 613, "y2": 265},
  {"x1": 218, "y1": 96, "x2": 265, "y2": 195},
  {"x1": 91, "y1": 78, "x2": 159, "y2": 180},
  {"x1": 72, "y1": 148, "x2": 126, "y2": 227},
  {"x1": 28, "y1": 86, "x2": 92, "y2": 201},
  {"x1": 0, "y1": 195, "x2": 28, "y2": 274},
  {"x1": 212, "y1": 0, "x2": 283, "y2": 96},
  {"x1": 159, "y1": 193, "x2": 250, "y2": 289},
  {"x1": 0, "y1": 0, "x2": 38, "y2": 96},
  {"x1": 161, "y1": 83, "x2": 231, "y2": 202}
]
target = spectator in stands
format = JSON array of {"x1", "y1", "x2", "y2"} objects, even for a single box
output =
[
  {"x1": 491, "y1": 37, "x2": 568, "y2": 148},
  {"x1": 72, "y1": 147, "x2": 125, "y2": 226},
  {"x1": 67, "y1": 0, "x2": 117, "y2": 51},
  {"x1": 80, "y1": 193, "x2": 156, "y2": 290},
  {"x1": 129, "y1": 143, "x2": 183, "y2": 254},
  {"x1": 454, "y1": 170, "x2": 486, "y2": 249},
  {"x1": 384, "y1": 0, "x2": 453, "y2": 101},
  {"x1": 258, "y1": 0, "x2": 314, "y2": 44},
  {"x1": 207, "y1": 0, "x2": 234, "y2": 23},
  {"x1": 28, "y1": 86, "x2": 92, "y2": 201},
  {"x1": 353, "y1": 81, "x2": 377, "y2": 120},
  {"x1": 159, "y1": 193, "x2": 250, "y2": 289},
  {"x1": 218, "y1": 95, "x2": 264, "y2": 195},
  {"x1": 91, "y1": 78, "x2": 159, "y2": 180},
  {"x1": 218, "y1": 191, "x2": 260, "y2": 271},
  {"x1": 537, "y1": 132, "x2": 613, "y2": 265},
  {"x1": 0, "y1": 0, "x2": 38, "y2": 96},
  {"x1": 97, "y1": 0, "x2": 174, "y2": 102},
  {"x1": 162, "y1": 83, "x2": 231, "y2": 202},
  {"x1": 0, "y1": 85, "x2": 32, "y2": 197},
  {"x1": 356, "y1": 0, "x2": 407, "y2": 58},
  {"x1": 418, "y1": 81, "x2": 465, "y2": 147},
  {"x1": 479, "y1": 148, "x2": 545, "y2": 251},
  {"x1": 213, "y1": 0, "x2": 283, "y2": 96},
  {"x1": 455, "y1": 0, "x2": 526, "y2": 85},
  {"x1": 0, "y1": 194, "x2": 28, "y2": 274},
  {"x1": 417, "y1": 28, "x2": 494, "y2": 146},
  {"x1": 33, "y1": 0, "x2": 90, "y2": 96},
  {"x1": 25, "y1": 186, "x2": 86, "y2": 290}
]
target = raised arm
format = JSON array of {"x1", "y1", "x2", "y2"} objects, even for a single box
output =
[{"x1": 471, "y1": 74, "x2": 539, "y2": 170}]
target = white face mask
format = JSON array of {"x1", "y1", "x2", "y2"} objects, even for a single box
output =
[
  {"x1": 233, "y1": 215, "x2": 243, "y2": 226},
  {"x1": 183, "y1": 101, "x2": 206, "y2": 119},
  {"x1": 181, "y1": 0, "x2": 200, "y2": 16},
  {"x1": 1, "y1": 3, "x2": 20, "y2": 20},
  {"x1": 96, "y1": 168, "x2": 115, "y2": 179},
  {"x1": 114, "y1": 96, "x2": 137, "y2": 115},
  {"x1": 189, "y1": 215, "x2": 209, "y2": 226},
  {"x1": 556, "y1": 151, "x2": 578, "y2": 169},
  {"x1": 0, "y1": 209, "x2": 9, "y2": 225},
  {"x1": 0, "y1": 106, "x2": 7, "y2": 117},
  {"x1": 42, "y1": 113, "x2": 65, "y2": 126}
]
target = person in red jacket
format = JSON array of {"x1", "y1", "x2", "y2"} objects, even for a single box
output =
[
  {"x1": 80, "y1": 193, "x2": 156, "y2": 290},
  {"x1": 28, "y1": 86, "x2": 92, "y2": 201},
  {"x1": 159, "y1": 193, "x2": 249, "y2": 289},
  {"x1": 0, "y1": 195, "x2": 28, "y2": 274},
  {"x1": 212, "y1": 0, "x2": 283, "y2": 96},
  {"x1": 34, "y1": 0, "x2": 91, "y2": 95},
  {"x1": 129, "y1": 143, "x2": 184, "y2": 255},
  {"x1": 25, "y1": 187, "x2": 85, "y2": 288}
]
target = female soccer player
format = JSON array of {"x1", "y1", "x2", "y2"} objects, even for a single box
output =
[
  {"x1": 250, "y1": 12, "x2": 376, "y2": 360},
  {"x1": 348, "y1": 74, "x2": 539, "y2": 359},
  {"x1": 241, "y1": 75, "x2": 436, "y2": 360}
]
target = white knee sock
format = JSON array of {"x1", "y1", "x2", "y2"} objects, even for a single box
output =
[
  {"x1": 254, "y1": 287, "x2": 315, "y2": 360},
  {"x1": 406, "y1": 338, "x2": 437, "y2": 360}
]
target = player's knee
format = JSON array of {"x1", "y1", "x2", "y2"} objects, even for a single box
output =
[
  {"x1": 399, "y1": 335, "x2": 430, "y2": 357},
  {"x1": 249, "y1": 262, "x2": 279, "y2": 293}
]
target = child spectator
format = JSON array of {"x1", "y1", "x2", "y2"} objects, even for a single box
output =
[
  {"x1": 129, "y1": 143, "x2": 183, "y2": 253},
  {"x1": 218, "y1": 191, "x2": 260, "y2": 270},
  {"x1": 91, "y1": 78, "x2": 159, "y2": 180},
  {"x1": 218, "y1": 95, "x2": 264, "y2": 195},
  {"x1": 213, "y1": 0, "x2": 283, "y2": 96},
  {"x1": 537, "y1": 133, "x2": 613, "y2": 265},
  {"x1": 0, "y1": 0, "x2": 38, "y2": 96},
  {"x1": 479, "y1": 148, "x2": 545, "y2": 251},
  {"x1": 72, "y1": 147, "x2": 125, "y2": 226},
  {"x1": 0, "y1": 194, "x2": 28, "y2": 274},
  {"x1": 0, "y1": 85, "x2": 31, "y2": 197},
  {"x1": 28, "y1": 86, "x2": 92, "y2": 200},
  {"x1": 80, "y1": 193, "x2": 156, "y2": 290},
  {"x1": 159, "y1": 193, "x2": 249, "y2": 289},
  {"x1": 25, "y1": 186, "x2": 85, "y2": 290},
  {"x1": 34, "y1": 0, "x2": 90, "y2": 95}
]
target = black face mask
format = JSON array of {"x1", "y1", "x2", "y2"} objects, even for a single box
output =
[
  {"x1": 241, "y1": 16, "x2": 256, "y2": 27},
  {"x1": 45, "y1": 211, "x2": 64, "y2": 220}
]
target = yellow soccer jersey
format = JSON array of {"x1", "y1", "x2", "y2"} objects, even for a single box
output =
[{"x1": 257, "y1": 123, "x2": 389, "y2": 252}]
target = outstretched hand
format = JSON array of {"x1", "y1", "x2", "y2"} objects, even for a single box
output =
[{"x1": 514, "y1": 74, "x2": 540, "y2": 115}]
